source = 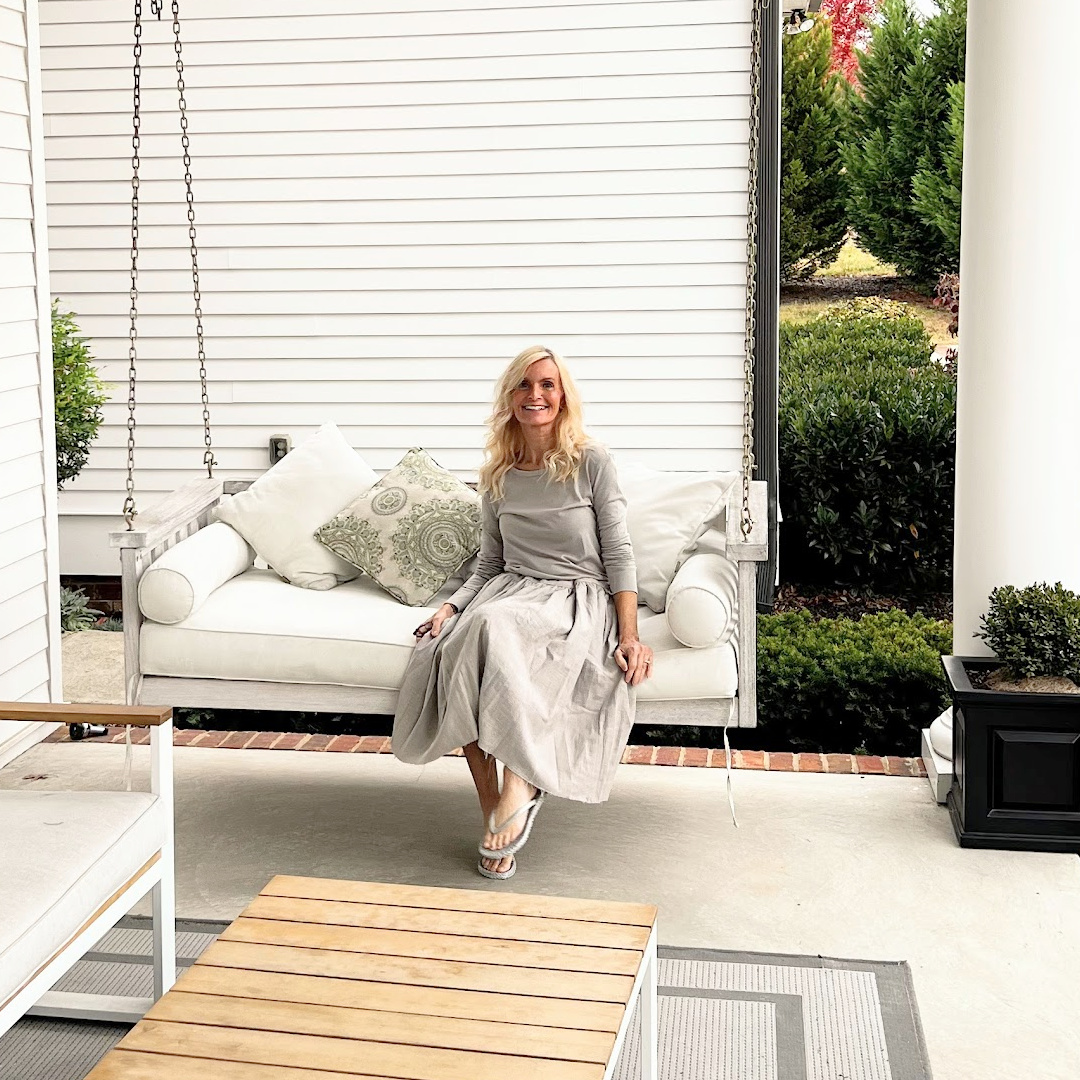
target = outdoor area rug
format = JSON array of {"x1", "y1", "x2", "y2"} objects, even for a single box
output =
[{"x1": 0, "y1": 919, "x2": 932, "y2": 1080}]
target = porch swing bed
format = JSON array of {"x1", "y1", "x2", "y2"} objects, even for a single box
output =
[{"x1": 106, "y1": 0, "x2": 771, "y2": 732}]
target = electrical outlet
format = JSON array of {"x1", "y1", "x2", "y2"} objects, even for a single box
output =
[{"x1": 268, "y1": 434, "x2": 292, "y2": 465}]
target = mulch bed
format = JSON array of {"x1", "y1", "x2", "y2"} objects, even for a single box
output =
[
  {"x1": 773, "y1": 583, "x2": 952, "y2": 622},
  {"x1": 781, "y1": 276, "x2": 931, "y2": 303}
]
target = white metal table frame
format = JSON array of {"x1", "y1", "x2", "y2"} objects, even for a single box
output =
[{"x1": 606, "y1": 920, "x2": 659, "y2": 1080}]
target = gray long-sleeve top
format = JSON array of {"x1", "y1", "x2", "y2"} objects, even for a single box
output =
[{"x1": 447, "y1": 443, "x2": 637, "y2": 612}]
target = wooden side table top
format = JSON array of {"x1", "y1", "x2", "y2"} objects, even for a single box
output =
[{"x1": 87, "y1": 875, "x2": 659, "y2": 1080}]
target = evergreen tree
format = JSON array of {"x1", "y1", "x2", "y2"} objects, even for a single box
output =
[
  {"x1": 843, "y1": 0, "x2": 967, "y2": 283},
  {"x1": 912, "y1": 80, "x2": 964, "y2": 269},
  {"x1": 780, "y1": 18, "x2": 849, "y2": 279}
]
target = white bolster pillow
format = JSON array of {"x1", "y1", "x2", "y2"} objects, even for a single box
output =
[
  {"x1": 138, "y1": 522, "x2": 255, "y2": 625},
  {"x1": 664, "y1": 552, "x2": 738, "y2": 649}
]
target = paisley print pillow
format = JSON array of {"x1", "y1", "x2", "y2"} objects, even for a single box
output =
[{"x1": 315, "y1": 448, "x2": 481, "y2": 605}]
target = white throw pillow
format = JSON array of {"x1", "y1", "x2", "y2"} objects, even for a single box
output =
[
  {"x1": 214, "y1": 422, "x2": 378, "y2": 590},
  {"x1": 139, "y1": 522, "x2": 254, "y2": 624},
  {"x1": 665, "y1": 553, "x2": 738, "y2": 648},
  {"x1": 615, "y1": 460, "x2": 737, "y2": 612}
]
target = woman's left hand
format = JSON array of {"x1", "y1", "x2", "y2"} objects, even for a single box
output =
[{"x1": 614, "y1": 638, "x2": 654, "y2": 686}]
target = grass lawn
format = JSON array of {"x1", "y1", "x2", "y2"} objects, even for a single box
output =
[{"x1": 813, "y1": 238, "x2": 896, "y2": 278}]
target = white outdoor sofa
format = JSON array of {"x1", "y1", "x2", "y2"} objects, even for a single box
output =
[
  {"x1": 0, "y1": 702, "x2": 175, "y2": 1038},
  {"x1": 110, "y1": 474, "x2": 768, "y2": 728}
]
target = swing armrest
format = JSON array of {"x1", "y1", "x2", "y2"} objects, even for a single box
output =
[
  {"x1": 724, "y1": 479, "x2": 769, "y2": 563},
  {"x1": 109, "y1": 478, "x2": 225, "y2": 552}
]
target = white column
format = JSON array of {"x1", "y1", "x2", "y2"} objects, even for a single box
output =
[{"x1": 925, "y1": 0, "x2": 1080, "y2": 785}]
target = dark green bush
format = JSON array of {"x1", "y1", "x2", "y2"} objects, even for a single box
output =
[
  {"x1": 978, "y1": 583, "x2": 1080, "y2": 682},
  {"x1": 53, "y1": 301, "x2": 109, "y2": 489},
  {"x1": 779, "y1": 303, "x2": 956, "y2": 591},
  {"x1": 756, "y1": 609, "x2": 952, "y2": 755}
]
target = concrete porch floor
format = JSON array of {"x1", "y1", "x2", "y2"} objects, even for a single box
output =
[{"x1": 2, "y1": 737, "x2": 1078, "y2": 1080}]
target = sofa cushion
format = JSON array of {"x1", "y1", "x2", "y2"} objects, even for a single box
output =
[
  {"x1": 0, "y1": 791, "x2": 163, "y2": 1008},
  {"x1": 213, "y1": 422, "x2": 378, "y2": 590},
  {"x1": 665, "y1": 553, "x2": 739, "y2": 649},
  {"x1": 139, "y1": 522, "x2": 254, "y2": 624},
  {"x1": 140, "y1": 568, "x2": 737, "y2": 702},
  {"x1": 615, "y1": 461, "x2": 737, "y2": 613},
  {"x1": 316, "y1": 447, "x2": 481, "y2": 606},
  {"x1": 636, "y1": 607, "x2": 738, "y2": 701}
]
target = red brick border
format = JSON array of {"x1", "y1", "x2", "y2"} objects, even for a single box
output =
[{"x1": 43, "y1": 726, "x2": 926, "y2": 777}]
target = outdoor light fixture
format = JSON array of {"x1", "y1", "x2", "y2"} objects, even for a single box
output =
[{"x1": 785, "y1": 8, "x2": 816, "y2": 34}]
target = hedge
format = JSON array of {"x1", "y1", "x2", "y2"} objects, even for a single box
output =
[
  {"x1": 755, "y1": 609, "x2": 952, "y2": 756},
  {"x1": 779, "y1": 301, "x2": 956, "y2": 592}
]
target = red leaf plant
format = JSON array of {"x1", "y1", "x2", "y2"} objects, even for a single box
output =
[{"x1": 820, "y1": 0, "x2": 881, "y2": 86}]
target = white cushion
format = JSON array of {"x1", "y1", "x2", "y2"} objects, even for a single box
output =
[
  {"x1": 665, "y1": 553, "x2": 738, "y2": 648},
  {"x1": 637, "y1": 607, "x2": 738, "y2": 701},
  {"x1": 213, "y1": 423, "x2": 378, "y2": 590},
  {"x1": 615, "y1": 460, "x2": 737, "y2": 612},
  {"x1": 140, "y1": 568, "x2": 736, "y2": 701},
  {"x1": 139, "y1": 522, "x2": 254, "y2": 624},
  {"x1": 141, "y1": 569, "x2": 451, "y2": 690},
  {"x1": 0, "y1": 791, "x2": 164, "y2": 1008}
]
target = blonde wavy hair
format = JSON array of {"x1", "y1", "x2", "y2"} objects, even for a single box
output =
[{"x1": 478, "y1": 345, "x2": 589, "y2": 499}]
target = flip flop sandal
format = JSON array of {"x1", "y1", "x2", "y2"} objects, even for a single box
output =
[
  {"x1": 478, "y1": 792, "x2": 546, "y2": 860},
  {"x1": 477, "y1": 855, "x2": 516, "y2": 880}
]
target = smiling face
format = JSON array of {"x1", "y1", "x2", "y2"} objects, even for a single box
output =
[{"x1": 511, "y1": 357, "x2": 564, "y2": 435}]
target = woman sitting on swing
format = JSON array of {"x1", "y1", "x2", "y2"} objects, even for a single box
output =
[{"x1": 392, "y1": 344, "x2": 654, "y2": 879}]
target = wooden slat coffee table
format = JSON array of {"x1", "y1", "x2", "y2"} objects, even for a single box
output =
[{"x1": 86, "y1": 875, "x2": 659, "y2": 1080}]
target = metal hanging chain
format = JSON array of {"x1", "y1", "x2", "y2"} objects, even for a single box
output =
[
  {"x1": 124, "y1": 0, "x2": 148, "y2": 529},
  {"x1": 740, "y1": 0, "x2": 763, "y2": 542},
  {"x1": 171, "y1": 0, "x2": 215, "y2": 477},
  {"x1": 125, "y1": 0, "x2": 211, "y2": 525}
]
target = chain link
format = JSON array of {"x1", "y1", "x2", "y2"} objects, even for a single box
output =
[
  {"x1": 124, "y1": 0, "x2": 144, "y2": 529},
  {"x1": 741, "y1": 0, "x2": 763, "y2": 542},
  {"x1": 171, "y1": 0, "x2": 215, "y2": 476}
]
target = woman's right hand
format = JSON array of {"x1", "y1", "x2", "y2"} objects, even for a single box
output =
[{"x1": 413, "y1": 603, "x2": 458, "y2": 640}]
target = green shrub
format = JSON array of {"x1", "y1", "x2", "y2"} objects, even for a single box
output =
[
  {"x1": 781, "y1": 16, "x2": 848, "y2": 279},
  {"x1": 978, "y1": 583, "x2": 1080, "y2": 682},
  {"x1": 757, "y1": 609, "x2": 952, "y2": 754},
  {"x1": 60, "y1": 586, "x2": 103, "y2": 632},
  {"x1": 779, "y1": 304, "x2": 956, "y2": 590},
  {"x1": 53, "y1": 301, "x2": 109, "y2": 489}
]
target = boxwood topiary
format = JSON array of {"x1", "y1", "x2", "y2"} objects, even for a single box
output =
[
  {"x1": 53, "y1": 300, "x2": 109, "y2": 489},
  {"x1": 977, "y1": 582, "x2": 1080, "y2": 683}
]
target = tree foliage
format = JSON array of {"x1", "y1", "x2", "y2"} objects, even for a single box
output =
[
  {"x1": 843, "y1": 0, "x2": 967, "y2": 284},
  {"x1": 780, "y1": 18, "x2": 849, "y2": 279},
  {"x1": 53, "y1": 301, "x2": 109, "y2": 489},
  {"x1": 912, "y1": 79, "x2": 964, "y2": 267},
  {"x1": 819, "y1": 0, "x2": 880, "y2": 86}
]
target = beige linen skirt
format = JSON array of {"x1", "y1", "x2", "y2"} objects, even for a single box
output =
[{"x1": 392, "y1": 572, "x2": 635, "y2": 804}]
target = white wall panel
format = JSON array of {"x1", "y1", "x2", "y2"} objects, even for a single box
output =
[
  {"x1": 40, "y1": 0, "x2": 754, "y2": 568},
  {"x1": 0, "y1": 0, "x2": 61, "y2": 732}
]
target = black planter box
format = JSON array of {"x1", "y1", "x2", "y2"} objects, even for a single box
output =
[{"x1": 943, "y1": 655, "x2": 1080, "y2": 853}]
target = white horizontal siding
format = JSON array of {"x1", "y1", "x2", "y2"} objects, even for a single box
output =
[
  {"x1": 42, "y1": 0, "x2": 753, "y2": 526},
  {"x1": 0, "y1": 0, "x2": 60, "y2": 719}
]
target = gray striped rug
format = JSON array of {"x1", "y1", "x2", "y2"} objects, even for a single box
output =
[{"x1": 0, "y1": 918, "x2": 931, "y2": 1080}]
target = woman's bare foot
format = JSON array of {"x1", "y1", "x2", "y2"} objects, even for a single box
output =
[
  {"x1": 463, "y1": 744, "x2": 513, "y2": 875},
  {"x1": 482, "y1": 768, "x2": 539, "y2": 858}
]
